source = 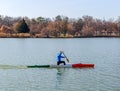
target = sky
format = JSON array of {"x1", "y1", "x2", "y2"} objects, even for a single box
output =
[{"x1": 0, "y1": 0, "x2": 120, "y2": 20}]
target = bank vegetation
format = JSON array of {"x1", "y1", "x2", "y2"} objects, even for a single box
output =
[{"x1": 0, "y1": 15, "x2": 120, "y2": 38}]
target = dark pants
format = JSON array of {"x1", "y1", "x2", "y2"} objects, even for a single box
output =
[{"x1": 57, "y1": 61, "x2": 66, "y2": 65}]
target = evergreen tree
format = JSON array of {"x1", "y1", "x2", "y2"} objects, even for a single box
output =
[{"x1": 14, "y1": 19, "x2": 30, "y2": 33}]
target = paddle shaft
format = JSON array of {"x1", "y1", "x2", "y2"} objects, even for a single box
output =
[{"x1": 62, "y1": 52, "x2": 69, "y2": 63}]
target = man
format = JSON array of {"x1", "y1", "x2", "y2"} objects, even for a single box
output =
[{"x1": 57, "y1": 51, "x2": 66, "y2": 65}]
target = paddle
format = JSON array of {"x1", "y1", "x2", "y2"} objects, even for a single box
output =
[{"x1": 62, "y1": 52, "x2": 69, "y2": 63}]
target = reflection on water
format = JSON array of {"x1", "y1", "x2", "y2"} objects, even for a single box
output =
[
  {"x1": 57, "y1": 68, "x2": 65, "y2": 75},
  {"x1": 55, "y1": 68, "x2": 65, "y2": 91}
]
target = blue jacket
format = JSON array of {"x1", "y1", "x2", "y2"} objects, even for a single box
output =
[{"x1": 57, "y1": 53, "x2": 65, "y2": 62}]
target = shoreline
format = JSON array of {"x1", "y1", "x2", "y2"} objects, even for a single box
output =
[
  {"x1": 0, "y1": 36, "x2": 120, "y2": 38},
  {"x1": 0, "y1": 33, "x2": 120, "y2": 38}
]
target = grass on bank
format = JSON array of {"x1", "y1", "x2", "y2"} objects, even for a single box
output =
[{"x1": 0, "y1": 33, "x2": 120, "y2": 38}]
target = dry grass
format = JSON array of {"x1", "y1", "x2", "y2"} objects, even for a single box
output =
[
  {"x1": 0, "y1": 33, "x2": 31, "y2": 38},
  {"x1": 0, "y1": 33, "x2": 8, "y2": 38},
  {"x1": 35, "y1": 34, "x2": 43, "y2": 38},
  {"x1": 17, "y1": 33, "x2": 31, "y2": 38},
  {"x1": 65, "y1": 34, "x2": 74, "y2": 38}
]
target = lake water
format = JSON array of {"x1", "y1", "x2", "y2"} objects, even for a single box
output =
[{"x1": 0, "y1": 38, "x2": 120, "y2": 91}]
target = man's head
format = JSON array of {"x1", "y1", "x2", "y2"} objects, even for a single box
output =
[{"x1": 60, "y1": 51, "x2": 63, "y2": 53}]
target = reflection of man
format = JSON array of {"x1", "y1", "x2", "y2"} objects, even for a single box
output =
[
  {"x1": 57, "y1": 51, "x2": 66, "y2": 65},
  {"x1": 56, "y1": 68, "x2": 65, "y2": 91}
]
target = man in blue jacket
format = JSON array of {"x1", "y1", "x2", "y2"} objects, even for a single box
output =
[{"x1": 57, "y1": 51, "x2": 66, "y2": 65}]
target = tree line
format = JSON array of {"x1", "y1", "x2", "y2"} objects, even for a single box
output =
[{"x1": 0, "y1": 15, "x2": 120, "y2": 38}]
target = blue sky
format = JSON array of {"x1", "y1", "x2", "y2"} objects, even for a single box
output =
[{"x1": 0, "y1": 0, "x2": 120, "y2": 20}]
